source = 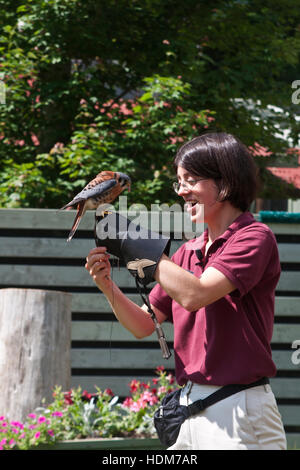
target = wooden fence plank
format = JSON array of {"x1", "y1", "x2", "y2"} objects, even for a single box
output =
[
  {"x1": 279, "y1": 405, "x2": 300, "y2": 426},
  {"x1": 70, "y1": 348, "x2": 299, "y2": 372},
  {"x1": 275, "y1": 297, "x2": 300, "y2": 316},
  {"x1": 1, "y1": 264, "x2": 300, "y2": 291},
  {"x1": 71, "y1": 321, "x2": 173, "y2": 343},
  {"x1": 264, "y1": 222, "x2": 300, "y2": 235},
  {"x1": 71, "y1": 322, "x2": 300, "y2": 346},
  {"x1": 272, "y1": 350, "x2": 300, "y2": 370},
  {"x1": 71, "y1": 348, "x2": 300, "y2": 374},
  {"x1": 0, "y1": 208, "x2": 95, "y2": 231},
  {"x1": 71, "y1": 293, "x2": 143, "y2": 313},
  {"x1": 269, "y1": 378, "x2": 300, "y2": 398},
  {"x1": 287, "y1": 434, "x2": 300, "y2": 450},
  {"x1": 71, "y1": 293, "x2": 299, "y2": 316},
  {"x1": 0, "y1": 236, "x2": 94, "y2": 258},
  {"x1": 0, "y1": 237, "x2": 182, "y2": 259},
  {"x1": 2, "y1": 236, "x2": 300, "y2": 263},
  {"x1": 71, "y1": 348, "x2": 174, "y2": 369},
  {"x1": 0, "y1": 265, "x2": 139, "y2": 288},
  {"x1": 272, "y1": 324, "x2": 300, "y2": 343},
  {"x1": 277, "y1": 272, "x2": 300, "y2": 292},
  {"x1": 278, "y1": 243, "x2": 300, "y2": 263}
]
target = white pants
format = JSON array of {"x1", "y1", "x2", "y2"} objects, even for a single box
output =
[{"x1": 168, "y1": 381, "x2": 287, "y2": 450}]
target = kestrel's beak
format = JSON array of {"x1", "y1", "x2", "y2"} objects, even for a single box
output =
[{"x1": 118, "y1": 172, "x2": 131, "y2": 192}]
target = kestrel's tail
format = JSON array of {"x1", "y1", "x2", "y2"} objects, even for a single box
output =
[{"x1": 67, "y1": 202, "x2": 86, "y2": 242}]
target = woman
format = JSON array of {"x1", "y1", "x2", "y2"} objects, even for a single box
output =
[{"x1": 85, "y1": 132, "x2": 287, "y2": 450}]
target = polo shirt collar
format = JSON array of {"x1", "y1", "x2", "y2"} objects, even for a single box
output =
[
  {"x1": 217, "y1": 211, "x2": 255, "y2": 242},
  {"x1": 188, "y1": 211, "x2": 255, "y2": 252}
]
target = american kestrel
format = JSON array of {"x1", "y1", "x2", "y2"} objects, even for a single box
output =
[{"x1": 61, "y1": 171, "x2": 131, "y2": 241}]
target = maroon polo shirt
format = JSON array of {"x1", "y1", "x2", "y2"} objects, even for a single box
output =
[{"x1": 149, "y1": 212, "x2": 280, "y2": 386}]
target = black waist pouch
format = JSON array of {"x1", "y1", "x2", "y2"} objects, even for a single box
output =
[{"x1": 154, "y1": 377, "x2": 269, "y2": 448}]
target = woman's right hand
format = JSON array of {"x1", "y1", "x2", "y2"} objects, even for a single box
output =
[{"x1": 85, "y1": 246, "x2": 111, "y2": 291}]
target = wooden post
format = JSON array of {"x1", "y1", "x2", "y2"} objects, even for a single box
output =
[{"x1": 0, "y1": 288, "x2": 72, "y2": 422}]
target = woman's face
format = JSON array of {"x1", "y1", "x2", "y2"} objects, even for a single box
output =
[{"x1": 176, "y1": 166, "x2": 221, "y2": 224}]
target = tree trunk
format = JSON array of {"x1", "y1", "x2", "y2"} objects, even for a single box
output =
[{"x1": 0, "y1": 288, "x2": 72, "y2": 422}]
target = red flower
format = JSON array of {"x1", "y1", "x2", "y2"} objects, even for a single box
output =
[
  {"x1": 140, "y1": 382, "x2": 150, "y2": 389},
  {"x1": 129, "y1": 379, "x2": 139, "y2": 393},
  {"x1": 82, "y1": 390, "x2": 92, "y2": 401},
  {"x1": 64, "y1": 391, "x2": 73, "y2": 405},
  {"x1": 104, "y1": 388, "x2": 114, "y2": 396}
]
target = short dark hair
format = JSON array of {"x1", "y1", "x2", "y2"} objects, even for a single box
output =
[{"x1": 173, "y1": 132, "x2": 258, "y2": 212}]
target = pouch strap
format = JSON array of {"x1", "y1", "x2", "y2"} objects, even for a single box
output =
[{"x1": 187, "y1": 377, "x2": 269, "y2": 416}]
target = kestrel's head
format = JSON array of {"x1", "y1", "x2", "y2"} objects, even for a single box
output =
[{"x1": 116, "y1": 172, "x2": 131, "y2": 192}]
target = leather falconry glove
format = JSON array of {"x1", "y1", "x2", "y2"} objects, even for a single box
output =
[
  {"x1": 94, "y1": 209, "x2": 172, "y2": 359},
  {"x1": 94, "y1": 210, "x2": 170, "y2": 286}
]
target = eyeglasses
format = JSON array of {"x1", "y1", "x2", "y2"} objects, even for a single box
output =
[{"x1": 173, "y1": 178, "x2": 206, "y2": 194}]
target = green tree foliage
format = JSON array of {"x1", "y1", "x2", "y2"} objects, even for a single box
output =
[{"x1": 0, "y1": 0, "x2": 300, "y2": 208}]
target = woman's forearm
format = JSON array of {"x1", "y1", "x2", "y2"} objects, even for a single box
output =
[
  {"x1": 154, "y1": 254, "x2": 236, "y2": 311},
  {"x1": 102, "y1": 280, "x2": 156, "y2": 339},
  {"x1": 85, "y1": 247, "x2": 156, "y2": 339},
  {"x1": 154, "y1": 254, "x2": 201, "y2": 311}
]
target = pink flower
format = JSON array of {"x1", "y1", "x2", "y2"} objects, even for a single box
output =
[
  {"x1": 38, "y1": 416, "x2": 46, "y2": 423},
  {"x1": 51, "y1": 411, "x2": 63, "y2": 417},
  {"x1": 47, "y1": 429, "x2": 54, "y2": 437},
  {"x1": 11, "y1": 421, "x2": 24, "y2": 429},
  {"x1": 34, "y1": 431, "x2": 41, "y2": 439},
  {"x1": 31, "y1": 133, "x2": 40, "y2": 146},
  {"x1": 122, "y1": 397, "x2": 133, "y2": 409},
  {"x1": 27, "y1": 78, "x2": 35, "y2": 88},
  {"x1": 0, "y1": 438, "x2": 7, "y2": 446},
  {"x1": 130, "y1": 401, "x2": 142, "y2": 412},
  {"x1": 9, "y1": 439, "x2": 15, "y2": 448},
  {"x1": 140, "y1": 391, "x2": 158, "y2": 406},
  {"x1": 28, "y1": 413, "x2": 36, "y2": 419},
  {"x1": 14, "y1": 139, "x2": 25, "y2": 147}
]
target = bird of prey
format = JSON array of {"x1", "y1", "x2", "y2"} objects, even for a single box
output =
[{"x1": 61, "y1": 170, "x2": 131, "y2": 242}]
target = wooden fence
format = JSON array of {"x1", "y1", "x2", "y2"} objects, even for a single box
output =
[{"x1": 0, "y1": 208, "x2": 299, "y2": 448}]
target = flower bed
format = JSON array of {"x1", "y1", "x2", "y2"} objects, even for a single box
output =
[{"x1": 0, "y1": 366, "x2": 176, "y2": 450}]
